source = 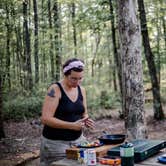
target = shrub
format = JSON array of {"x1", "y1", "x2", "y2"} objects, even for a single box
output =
[{"x1": 3, "y1": 95, "x2": 43, "y2": 121}]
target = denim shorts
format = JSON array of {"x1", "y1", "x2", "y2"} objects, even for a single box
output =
[{"x1": 40, "y1": 134, "x2": 86, "y2": 166}]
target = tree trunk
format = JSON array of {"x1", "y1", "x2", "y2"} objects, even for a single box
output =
[
  {"x1": 162, "y1": 17, "x2": 166, "y2": 48},
  {"x1": 117, "y1": 0, "x2": 147, "y2": 139},
  {"x1": 109, "y1": 0, "x2": 122, "y2": 93},
  {"x1": 0, "y1": 76, "x2": 5, "y2": 139},
  {"x1": 48, "y1": 0, "x2": 55, "y2": 80},
  {"x1": 160, "y1": 0, "x2": 166, "y2": 68},
  {"x1": 41, "y1": 0, "x2": 47, "y2": 82},
  {"x1": 5, "y1": 4, "x2": 11, "y2": 90},
  {"x1": 53, "y1": 0, "x2": 61, "y2": 81},
  {"x1": 160, "y1": 0, "x2": 166, "y2": 49},
  {"x1": 15, "y1": 24, "x2": 24, "y2": 88},
  {"x1": 138, "y1": 0, "x2": 164, "y2": 120},
  {"x1": 91, "y1": 33, "x2": 101, "y2": 77},
  {"x1": 106, "y1": 32, "x2": 113, "y2": 88},
  {"x1": 71, "y1": 2, "x2": 77, "y2": 56},
  {"x1": 33, "y1": 0, "x2": 39, "y2": 84},
  {"x1": 156, "y1": 8, "x2": 160, "y2": 86},
  {"x1": 23, "y1": 0, "x2": 33, "y2": 90}
]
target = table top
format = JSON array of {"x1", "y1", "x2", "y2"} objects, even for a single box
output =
[{"x1": 51, "y1": 150, "x2": 165, "y2": 166}]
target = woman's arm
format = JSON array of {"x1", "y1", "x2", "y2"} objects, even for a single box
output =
[
  {"x1": 81, "y1": 86, "x2": 95, "y2": 129},
  {"x1": 81, "y1": 86, "x2": 88, "y2": 119},
  {"x1": 41, "y1": 84, "x2": 85, "y2": 131}
]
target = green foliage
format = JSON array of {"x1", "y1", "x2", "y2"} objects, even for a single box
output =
[
  {"x1": 75, "y1": 0, "x2": 110, "y2": 32},
  {"x1": 3, "y1": 95, "x2": 43, "y2": 121},
  {"x1": 86, "y1": 85, "x2": 121, "y2": 110},
  {"x1": 100, "y1": 90, "x2": 121, "y2": 109},
  {"x1": 87, "y1": 97, "x2": 101, "y2": 110},
  {"x1": 89, "y1": 109, "x2": 113, "y2": 120},
  {"x1": 1, "y1": 0, "x2": 166, "y2": 121}
]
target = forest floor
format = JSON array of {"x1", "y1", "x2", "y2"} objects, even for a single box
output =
[{"x1": 0, "y1": 106, "x2": 165, "y2": 166}]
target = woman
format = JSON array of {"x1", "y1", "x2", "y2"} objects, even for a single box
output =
[{"x1": 40, "y1": 58, "x2": 95, "y2": 166}]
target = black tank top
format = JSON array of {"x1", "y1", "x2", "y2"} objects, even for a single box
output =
[{"x1": 42, "y1": 82, "x2": 85, "y2": 141}]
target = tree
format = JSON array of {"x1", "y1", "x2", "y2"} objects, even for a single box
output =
[
  {"x1": 0, "y1": 0, "x2": 165, "y2": 122},
  {"x1": 109, "y1": 0, "x2": 122, "y2": 94},
  {"x1": 160, "y1": 0, "x2": 166, "y2": 48},
  {"x1": 53, "y1": 0, "x2": 61, "y2": 81},
  {"x1": 23, "y1": 0, "x2": 33, "y2": 90},
  {"x1": 33, "y1": 0, "x2": 39, "y2": 84},
  {"x1": 117, "y1": 0, "x2": 147, "y2": 139},
  {"x1": 71, "y1": 2, "x2": 77, "y2": 56},
  {"x1": 48, "y1": 0, "x2": 55, "y2": 81},
  {"x1": 138, "y1": 0, "x2": 164, "y2": 120},
  {"x1": 5, "y1": 4, "x2": 11, "y2": 90},
  {"x1": 0, "y1": 75, "x2": 5, "y2": 139}
]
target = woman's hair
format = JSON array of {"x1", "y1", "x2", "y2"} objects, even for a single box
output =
[{"x1": 63, "y1": 58, "x2": 84, "y2": 76}]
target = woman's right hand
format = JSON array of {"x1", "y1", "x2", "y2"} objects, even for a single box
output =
[{"x1": 72, "y1": 118, "x2": 87, "y2": 131}]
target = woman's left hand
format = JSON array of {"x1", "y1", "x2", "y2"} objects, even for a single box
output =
[{"x1": 83, "y1": 118, "x2": 95, "y2": 129}]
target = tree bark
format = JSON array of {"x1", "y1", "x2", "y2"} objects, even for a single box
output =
[
  {"x1": 138, "y1": 0, "x2": 164, "y2": 120},
  {"x1": 156, "y1": 8, "x2": 160, "y2": 86},
  {"x1": 23, "y1": 0, "x2": 33, "y2": 90},
  {"x1": 160, "y1": 0, "x2": 166, "y2": 69},
  {"x1": 5, "y1": 4, "x2": 11, "y2": 90},
  {"x1": 118, "y1": 0, "x2": 147, "y2": 139},
  {"x1": 162, "y1": 17, "x2": 166, "y2": 48},
  {"x1": 91, "y1": 33, "x2": 100, "y2": 77},
  {"x1": 40, "y1": 0, "x2": 47, "y2": 82},
  {"x1": 33, "y1": 0, "x2": 39, "y2": 84},
  {"x1": 160, "y1": 0, "x2": 166, "y2": 48},
  {"x1": 15, "y1": 22, "x2": 24, "y2": 88},
  {"x1": 48, "y1": 0, "x2": 55, "y2": 80},
  {"x1": 53, "y1": 0, "x2": 61, "y2": 81},
  {"x1": 0, "y1": 76, "x2": 5, "y2": 139},
  {"x1": 71, "y1": 2, "x2": 77, "y2": 56},
  {"x1": 109, "y1": 0, "x2": 122, "y2": 93}
]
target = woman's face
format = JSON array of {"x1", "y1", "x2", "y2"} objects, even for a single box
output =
[{"x1": 66, "y1": 70, "x2": 84, "y2": 88}]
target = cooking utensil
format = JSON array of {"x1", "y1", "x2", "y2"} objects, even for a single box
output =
[{"x1": 98, "y1": 134, "x2": 126, "y2": 144}]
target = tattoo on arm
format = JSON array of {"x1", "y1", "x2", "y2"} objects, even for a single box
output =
[{"x1": 47, "y1": 88, "x2": 56, "y2": 97}]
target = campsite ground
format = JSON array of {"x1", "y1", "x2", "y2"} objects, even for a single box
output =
[{"x1": 0, "y1": 107, "x2": 165, "y2": 166}]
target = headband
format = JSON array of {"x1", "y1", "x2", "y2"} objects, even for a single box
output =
[{"x1": 63, "y1": 61, "x2": 84, "y2": 73}]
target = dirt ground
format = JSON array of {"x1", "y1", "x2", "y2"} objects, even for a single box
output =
[{"x1": 0, "y1": 108, "x2": 165, "y2": 166}]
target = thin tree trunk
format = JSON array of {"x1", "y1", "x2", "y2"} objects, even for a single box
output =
[
  {"x1": 163, "y1": 17, "x2": 166, "y2": 48},
  {"x1": 53, "y1": 0, "x2": 61, "y2": 81},
  {"x1": 118, "y1": 0, "x2": 147, "y2": 139},
  {"x1": 0, "y1": 76, "x2": 5, "y2": 139},
  {"x1": 138, "y1": 0, "x2": 164, "y2": 120},
  {"x1": 160, "y1": 0, "x2": 166, "y2": 72},
  {"x1": 112, "y1": 63, "x2": 117, "y2": 91},
  {"x1": 71, "y1": 2, "x2": 77, "y2": 56},
  {"x1": 33, "y1": 0, "x2": 39, "y2": 84},
  {"x1": 23, "y1": 0, "x2": 33, "y2": 90},
  {"x1": 15, "y1": 23, "x2": 24, "y2": 88},
  {"x1": 5, "y1": 5, "x2": 11, "y2": 90},
  {"x1": 48, "y1": 0, "x2": 55, "y2": 81},
  {"x1": 40, "y1": 0, "x2": 47, "y2": 82},
  {"x1": 156, "y1": 9, "x2": 160, "y2": 86},
  {"x1": 160, "y1": 0, "x2": 166, "y2": 48},
  {"x1": 107, "y1": 32, "x2": 113, "y2": 88},
  {"x1": 91, "y1": 33, "x2": 100, "y2": 77},
  {"x1": 162, "y1": 17, "x2": 166, "y2": 71},
  {"x1": 109, "y1": 0, "x2": 122, "y2": 92}
]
